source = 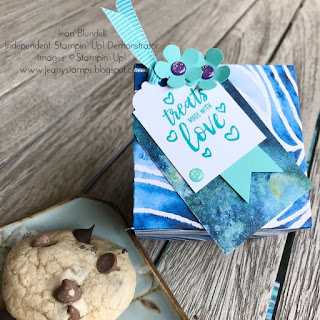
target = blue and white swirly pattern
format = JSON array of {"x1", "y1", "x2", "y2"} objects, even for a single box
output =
[{"x1": 133, "y1": 65, "x2": 311, "y2": 237}]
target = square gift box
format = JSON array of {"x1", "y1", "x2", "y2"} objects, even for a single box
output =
[{"x1": 132, "y1": 64, "x2": 312, "y2": 240}]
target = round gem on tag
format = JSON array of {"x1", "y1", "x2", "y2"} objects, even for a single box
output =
[{"x1": 189, "y1": 168, "x2": 204, "y2": 182}]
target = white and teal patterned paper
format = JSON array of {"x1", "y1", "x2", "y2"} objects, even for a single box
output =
[{"x1": 133, "y1": 64, "x2": 312, "y2": 239}]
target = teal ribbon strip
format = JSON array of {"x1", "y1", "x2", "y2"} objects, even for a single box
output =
[
  {"x1": 101, "y1": 0, "x2": 161, "y2": 84},
  {"x1": 221, "y1": 146, "x2": 283, "y2": 203}
]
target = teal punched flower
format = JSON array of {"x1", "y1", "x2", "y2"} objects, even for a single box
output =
[
  {"x1": 154, "y1": 45, "x2": 202, "y2": 88},
  {"x1": 196, "y1": 48, "x2": 230, "y2": 90}
]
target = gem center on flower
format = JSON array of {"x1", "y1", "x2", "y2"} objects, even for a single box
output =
[
  {"x1": 201, "y1": 65, "x2": 214, "y2": 79},
  {"x1": 171, "y1": 61, "x2": 186, "y2": 76}
]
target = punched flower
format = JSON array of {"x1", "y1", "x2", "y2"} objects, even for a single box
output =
[
  {"x1": 196, "y1": 48, "x2": 230, "y2": 90},
  {"x1": 154, "y1": 45, "x2": 202, "y2": 88}
]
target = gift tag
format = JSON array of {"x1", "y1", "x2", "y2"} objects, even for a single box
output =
[{"x1": 133, "y1": 82, "x2": 266, "y2": 192}]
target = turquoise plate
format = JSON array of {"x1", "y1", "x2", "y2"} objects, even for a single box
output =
[{"x1": 0, "y1": 196, "x2": 187, "y2": 320}]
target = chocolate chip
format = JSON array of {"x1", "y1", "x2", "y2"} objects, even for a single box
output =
[
  {"x1": 67, "y1": 305, "x2": 80, "y2": 320},
  {"x1": 73, "y1": 225, "x2": 95, "y2": 244},
  {"x1": 0, "y1": 308, "x2": 15, "y2": 319},
  {"x1": 96, "y1": 253, "x2": 117, "y2": 274},
  {"x1": 32, "y1": 233, "x2": 51, "y2": 247},
  {"x1": 121, "y1": 248, "x2": 127, "y2": 254},
  {"x1": 54, "y1": 279, "x2": 82, "y2": 303}
]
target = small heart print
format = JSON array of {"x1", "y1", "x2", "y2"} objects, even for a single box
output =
[
  {"x1": 163, "y1": 92, "x2": 174, "y2": 105},
  {"x1": 202, "y1": 148, "x2": 212, "y2": 158},
  {"x1": 215, "y1": 102, "x2": 226, "y2": 113},
  {"x1": 166, "y1": 130, "x2": 178, "y2": 142},
  {"x1": 224, "y1": 126, "x2": 240, "y2": 141}
]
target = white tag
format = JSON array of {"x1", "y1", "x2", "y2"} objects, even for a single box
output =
[{"x1": 133, "y1": 82, "x2": 266, "y2": 192}]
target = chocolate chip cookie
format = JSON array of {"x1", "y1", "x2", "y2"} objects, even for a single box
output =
[{"x1": 2, "y1": 227, "x2": 136, "y2": 320}]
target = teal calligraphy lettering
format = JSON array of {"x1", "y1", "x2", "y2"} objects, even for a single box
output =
[{"x1": 162, "y1": 88, "x2": 208, "y2": 126}]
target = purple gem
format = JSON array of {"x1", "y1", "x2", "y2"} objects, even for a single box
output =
[
  {"x1": 201, "y1": 65, "x2": 214, "y2": 79},
  {"x1": 171, "y1": 61, "x2": 186, "y2": 76}
]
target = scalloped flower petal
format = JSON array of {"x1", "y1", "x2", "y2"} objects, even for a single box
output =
[
  {"x1": 206, "y1": 48, "x2": 224, "y2": 67},
  {"x1": 163, "y1": 45, "x2": 181, "y2": 63},
  {"x1": 185, "y1": 67, "x2": 202, "y2": 84},
  {"x1": 167, "y1": 74, "x2": 186, "y2": 88},
  {"x1": 214, "y1": 65, "x2": 230, "y2": 83},
  {"x1": 195, "y1": 50, "x2": 206, "y2": 68},
  {"x1": 154, "y1": 61, "x2": 171, "y2": 79},
  {"x1": 198, "y1": 77, "x2": 217, "y2": 90},
  {"x1": 181, "y1": 48, "x2": 200, "y2": 66}
]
